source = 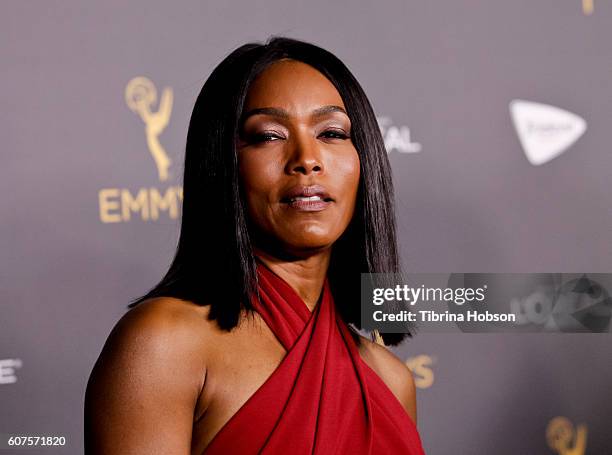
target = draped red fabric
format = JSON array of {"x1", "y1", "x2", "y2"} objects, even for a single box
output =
[{"x1": 203, "y1": 258, "x2": 426, "y2": 454}]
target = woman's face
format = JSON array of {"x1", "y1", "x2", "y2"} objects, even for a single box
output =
[{"x1": 237, "y1": 59, "x2": 360, "y2": 256}]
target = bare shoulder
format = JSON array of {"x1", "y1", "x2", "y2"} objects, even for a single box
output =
[
  {"x1": 94, "y1": 296, "x2": 216, "y2": 374},
  {"x1": 84, "y1": 297, "x2": 216, "y2": 454},
  {"x1": 117, "y1": 296, "x2": 216, "y2": 342},
  {"x1": 356, "y1": 333, "x2": 417, "y2": 424}
]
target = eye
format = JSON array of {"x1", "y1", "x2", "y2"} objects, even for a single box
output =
[
  {"x1": 246, "y1": 132, "x2": 284, "y2": 143},
  {"x1": 319, "y1": 129, "x2": 350, "y2": 140}
]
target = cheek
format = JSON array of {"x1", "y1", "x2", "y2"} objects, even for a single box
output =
[
  {"x1": 239, "y1": 152, "x2": 279, "y2": 199},
  {"x1": 238, "y1": 152, "x2": 285, "y2": 227},
  {"x1": 335, "y1": 149, "x2": 361, "y2": 208}
]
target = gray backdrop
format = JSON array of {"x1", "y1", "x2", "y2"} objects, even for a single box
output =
[{"x1": 1, "y1": 1, "x2": 610, "y2": 454}]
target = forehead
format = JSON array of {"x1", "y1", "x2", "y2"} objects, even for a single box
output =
[{"x1": 243, "y1": 59, "x2": 345, "y2": 113}]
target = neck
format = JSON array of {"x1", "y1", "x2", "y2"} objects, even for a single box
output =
[{"x1": 253, "y1": 246, "x2": 331, "y2": 312}]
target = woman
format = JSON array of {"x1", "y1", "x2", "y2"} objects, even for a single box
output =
[{"x1": 85, "y1": 36, "x2": 425, "y2": 454}]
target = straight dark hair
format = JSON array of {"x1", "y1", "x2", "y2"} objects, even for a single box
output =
[{"x1": 128, "y1": 36, "x2": 412, "y2": 346}]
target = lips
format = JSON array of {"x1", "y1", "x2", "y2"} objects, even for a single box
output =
[{"x1": 280, "y1": 184, "x2": 333, "y2": 211}]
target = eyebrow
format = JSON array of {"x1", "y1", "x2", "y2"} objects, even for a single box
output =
[{"x1": 240, "y1": 105, "x2": 348, "y2": 122}]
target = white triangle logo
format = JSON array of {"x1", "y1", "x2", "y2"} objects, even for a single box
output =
[{"x1": 509, "y1": 100, "x2": 587, "y2": 166}]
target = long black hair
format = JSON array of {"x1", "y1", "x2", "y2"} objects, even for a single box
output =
[{"x1": 128, "y1": 36, "x2": 412, "y2": 346}]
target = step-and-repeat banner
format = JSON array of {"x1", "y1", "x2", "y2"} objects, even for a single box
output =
[{"x1": 2, "y1": 1, "x2": 610, "y2": 453}]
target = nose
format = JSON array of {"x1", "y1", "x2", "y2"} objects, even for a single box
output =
[{"x1": 285, "y1": 134, "x2": 323, "y2": 176}]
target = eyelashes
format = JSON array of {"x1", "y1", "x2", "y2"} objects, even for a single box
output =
[
  {"x1": 244, "y1": 129, "x2": 350, "y2": 144},
  {"x1": 320, "y1": 130, "x2": 350, "y2": 140},
  {"x1": 247, "y1": 132, "x2": 283, "y2": 143}
]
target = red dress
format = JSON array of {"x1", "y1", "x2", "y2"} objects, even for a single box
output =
[{"x1": 203, "y1": 259, "x2": 426, "y2": 454}]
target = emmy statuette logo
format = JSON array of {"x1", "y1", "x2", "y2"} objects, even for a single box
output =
[
  {"x1": 125, "y1": 77, "x2": 173, "y2": 181},
  {"x1": 97, "y1": 77, "x2": 183, "y2": 223},
  {"x1": 547, "y1": 416, "x2": 587, "y2": 455}
]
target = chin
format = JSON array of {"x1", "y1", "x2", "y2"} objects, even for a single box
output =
[
  {"x1": 277, "y1": 235, "x2": 337, "y2": 255},
  {"x1": 285, "y1": 220, "x2": 344, "y2": 237}
]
